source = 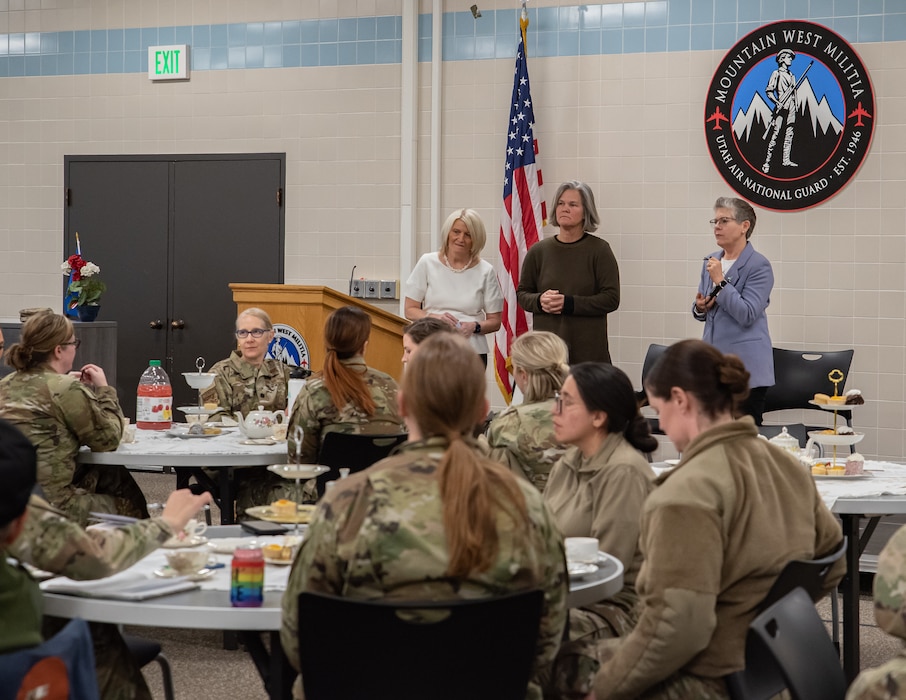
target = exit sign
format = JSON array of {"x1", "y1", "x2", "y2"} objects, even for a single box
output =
[{"x1": 148, "y1": 44, "x2": 189, "y2": 81}]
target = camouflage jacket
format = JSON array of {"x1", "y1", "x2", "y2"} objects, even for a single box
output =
[
  {"x1": 847, "y1": 524, "x2": 906, "y2": 700},
  {"x1": 280, "y1": 437, "x2": 568, "y2": 700},
  {"x1": 9, "y1": 495, "x2": 174, "y2": 580},
  {"x1": 0, "y1": 369, "x2": 123, "y2": 505},
  {"x1": 486, "y1": 398, "x2": 567, "y2": 493},
  {"x1": 0, "y1": 555, "x2": 43, "y2": 654},
  {"x1": 286, "y1": 356, "x2": 405, "y2": 464},
  {"x1": 203, "y1": 351, "x2": 290, "y2": 417}
]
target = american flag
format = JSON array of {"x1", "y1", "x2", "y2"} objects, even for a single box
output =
[{"x1": 494, "y1": 14, "x2": 545, "y2": 403}]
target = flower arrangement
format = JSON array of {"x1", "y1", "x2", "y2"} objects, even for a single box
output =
[{"x1": 61, "y1": 254, "x2": 106, "y2": 306}]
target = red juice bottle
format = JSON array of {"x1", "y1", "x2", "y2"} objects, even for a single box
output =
[{"x1": 136, "y1": 360, "x2": 173, "y2": 430}]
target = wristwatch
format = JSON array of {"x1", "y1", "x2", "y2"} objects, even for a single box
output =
[{"x1": 474, "y1": 322, "x2": 482, "y2": 335}]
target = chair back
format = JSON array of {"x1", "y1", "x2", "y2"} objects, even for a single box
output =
[
  {"x1": 761, "y1": 348, "x2": 854, "y2": 444},
  {"x1": 638, "y1": 344, "x2": 668, "y2": 433},
  {"x1": 759, "y1": 537, "x2": 847, "y2": 611},
  {"x1": 739, "y1": 588, "x2": 847, "y2": 700},
  {"x1": 725, "y1": 538, "x2": 846, "y2": 700},
  {"x1": 298, "y1": 589, "x2": 544, "y2": 700},
  {"x1": 0, "y1": 617, "x2": 100, "y2": 700},
  {"x1": 314, "y1": 432, "x2": 408, "y2": 496}
]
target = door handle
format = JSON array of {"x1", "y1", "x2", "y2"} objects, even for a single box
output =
[
  {"x1": 149, "y1": 319, "x2": 163, "y2": 330},
  {"x1": 171, "y1": 319, "x2": 186, "y2": 330}
]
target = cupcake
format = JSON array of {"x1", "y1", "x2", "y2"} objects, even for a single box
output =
[
  {"x1": 836, "y1": 425, "x2": 855, "y2": 435},
  {"x1": 845, "y1": 453, "x2": 865, "y2": 476}
]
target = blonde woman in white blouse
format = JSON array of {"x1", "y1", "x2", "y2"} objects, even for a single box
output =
[{"x1": 404, "y1": 209, "x2": 503, "y2": 366}]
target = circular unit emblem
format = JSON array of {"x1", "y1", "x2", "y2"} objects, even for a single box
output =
[
  {"x1": 267, "y1": 324, "x2": 310, "y2": 371},
  {"x1": 704, "y1": 20, "x2": 874, "y2": 211}
]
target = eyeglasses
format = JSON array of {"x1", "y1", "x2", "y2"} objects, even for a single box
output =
[
  {"x1": 709, "y1": 217, "x2": 737, "y2": 227},
  {"x1": 61, "y1": 339, "x2": 81, "y2": 348},
  {"x1": 553, "y1": 391, "x2": 579, "y2": 414},
  {"x1": 235, "y1": 328, "x2": 270, "y2": 339}
]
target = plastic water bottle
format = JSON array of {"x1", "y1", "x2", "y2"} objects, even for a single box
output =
[{"x1": 136, "y1": 360, "x2": 173, "y2": 430}]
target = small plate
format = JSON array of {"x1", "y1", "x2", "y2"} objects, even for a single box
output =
[
  {"x1": 241, "y1": 438, "x2": 277, "y2": 446},
  {"x1": 812, "y1": 473, "x2": 872, "y2": 480},
  {"x1": 162, "y1": 535, "x2": 209, "y2": 549},
  {"x1": 177, "y1": 406, "x2": 215, "y2": 416},
  {"x1": 154, "y1": 566, "x2": 215, "y2": 581},
  {"x1": 267, "y1": 464, "x2": 330, "y2": 480},
  {"x1": 263, "y1": 553, "x2": 296, "y2": 566},
  {"x1": 664, "y1": 459, "x2": 681, "y2": 467},
  {"x1": 246, "y1": 504, "x2": 316, "y2": 524},
  {"x1": 167, "y1": 427, "x2": 220, "y2": 439},
  {"x1": 207, "y1": 537, "x2": 259, "y2": 554},
  {"x1": 567, "y1": 562, "x2": 598, "y2": 580}
]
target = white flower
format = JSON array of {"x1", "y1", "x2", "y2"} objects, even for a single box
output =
[
  {"x1": 61, "y1": 262, "x2": 72, "y2": 274},
  {"x1": 81, "y1": 262, "x2": 100, "y2": 277}
]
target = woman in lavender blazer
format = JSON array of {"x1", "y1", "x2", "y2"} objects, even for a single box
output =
[{"x1": 692, "y1": 197, "x2": 774, "y2": 424}]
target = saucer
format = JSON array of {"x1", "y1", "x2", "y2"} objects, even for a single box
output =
[
  {"x1": 154, "y1": 566, "x2": 215, "y2": 581},
  {"x1": 241, "y1": 438, "x2": 277, "y2": 446},
  {"x1": 567, "y1": 562, "x2": 598, "y2": 581},
  {"x1": 162, "y1": 535, "x2": 209, "y2": 549}
]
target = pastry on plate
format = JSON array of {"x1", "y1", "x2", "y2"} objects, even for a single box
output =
[
  {"x1": 271, "y1": 499, "x2": 297, "y2": 519},
  {"x1": 845, "y1": 389, "x2": 864, "y2": 405},
  {"x1": 811, "y1": 464, "x2": 828, "y2": 476},
  {"x1": 845, "y1": 453, "x2": 865, "y2": 476},
  {"x1": 813, "y1": 392, "x2": 831, "y2": 404}
]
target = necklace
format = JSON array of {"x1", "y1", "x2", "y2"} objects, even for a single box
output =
[{"x1": 441, "y1": 253, "x2": 474, "y2": 273}]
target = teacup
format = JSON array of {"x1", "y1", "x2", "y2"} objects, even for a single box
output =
[
  {"x1": 181, "y1": 519, "x2": 207, "y2": 540},
  {"x1": 565, "y1": 537, "x2": 599, "y2": 564},
  {"x1": 185, "y1": 413, "x2": 204, "y2": 424},
  {"x1": 165, "y1": 550, "x2": 211, "y2": 576},
  {"x1": 272, "y1": 422, "x2": 288, "y2": 441}
]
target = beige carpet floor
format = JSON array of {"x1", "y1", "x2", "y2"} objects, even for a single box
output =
[{"x1": 130, "y1": 471, "x2": 906, "y2": 699}]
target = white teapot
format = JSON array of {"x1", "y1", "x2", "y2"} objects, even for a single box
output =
[
  {"x1": 235, "y1": 405, "x2": 284, "y2": 439},
  {"x1": 769, "y1": 426, "x2": 801, "y2": 457}
]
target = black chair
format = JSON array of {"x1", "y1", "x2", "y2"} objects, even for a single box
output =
[
  {"x1": 725, "y1": 538, "x2": 847, "y2": 700},
  {"x1": 314, "y1": 432, "x2": 407, "y2": 497},
  {"x1": 123, "y1": 634, "x2": 175, "y2": 700},
  {"x1": 638, "y1": 344, "x2": 668, "y2": 434},
  {"x1": 297, "y1": 590, "x2": 544, "y2": 700},
  {"x1": 727, "y1": 588, "x2": 847, "y2": 700},
  {"x1": 760, "y1": 347, "x2": 855, "y2": 446}
]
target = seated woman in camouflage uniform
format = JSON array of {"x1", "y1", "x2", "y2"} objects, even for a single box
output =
[
  {"x1": 0, "y1": 311, "x2": 146, "y2": 526},
  {"x1": 281, "y1": 333, "x2": 567, "y2": 700},
  {"x1": 400, "y1": 316, "x2": 455, "y2": 367},
  {"x1": 543, "y1": 363, "x2": 657, "y2": 696},
  {"x1": 203, "y1": 307, "x2": 291, "y2": 514},
  {"x1": 205, "y1": 307, "x2": 290, "y2": 417},
  {"x1": 286, "y1": 306, "x2": 405, "y2": 478},
  {"x1": 13, "y1": 487, "x2": 212, "y2": 700},
  {"x1": 846, "y1": 524, "x2": 906, "y2": 700},
  {"x1": 591, "y1": 340, "x2": 844, "y2": 700},
  {"x1": 487, "y1": 331, "x2": 570, "y2": 493}
]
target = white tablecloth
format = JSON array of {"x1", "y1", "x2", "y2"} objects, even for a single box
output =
[
  {"x1": 41, "y1": 536, "x2": 294, "y2": 597},
  {"x1": 653, "y1": 460, "x2": 906, "y2": 511}
]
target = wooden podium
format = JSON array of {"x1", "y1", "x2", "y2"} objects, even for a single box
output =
[{"x1": 229, "y1": 284, "x2": 406, "y2": 380}]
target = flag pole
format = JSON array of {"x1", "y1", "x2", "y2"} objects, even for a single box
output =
[{"x1": 494, "y1": 0, "x2": 545, "y2": 403}]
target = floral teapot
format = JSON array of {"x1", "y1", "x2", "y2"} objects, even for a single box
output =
[{"x1": 234, "y1": 405, "x2": 284, "y2": 439}]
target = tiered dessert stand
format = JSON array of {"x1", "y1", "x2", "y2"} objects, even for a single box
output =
[
  {"x1": 805, "y1": 369, "x2": 863, "y2": 465},
  {"x1": 180, "y1": 356, "x2": 218, "y2": 423}
]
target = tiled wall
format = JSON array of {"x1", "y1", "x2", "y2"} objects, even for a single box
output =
[{"x1": 0, "y1": 0, "x2": 904, "y2": 458}]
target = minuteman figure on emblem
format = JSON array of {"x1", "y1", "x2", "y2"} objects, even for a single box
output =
[{"x1": 763, "y1": 48, "x2": 802, "y2": 173}]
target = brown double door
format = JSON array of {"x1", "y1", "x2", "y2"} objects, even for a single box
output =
[{"x1": 64, "y1": 154, "x2": 285, "y2": 418}]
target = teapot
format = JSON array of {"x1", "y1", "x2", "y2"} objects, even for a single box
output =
[
  {"x1": 769, "y1": 426, "x2": 801, "y2": 457},
  {"x1": 235, "y1": 405, "x2": 285, "y2": 439}
]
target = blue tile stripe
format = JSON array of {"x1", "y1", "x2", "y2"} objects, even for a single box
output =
[{"x1": 0, "y1": 2, "x2": 900, "y2": 77}]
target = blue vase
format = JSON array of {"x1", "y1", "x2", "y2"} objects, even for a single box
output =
[{"x1": 76, "y1": 305, "x2": 100, "y2": 322}]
